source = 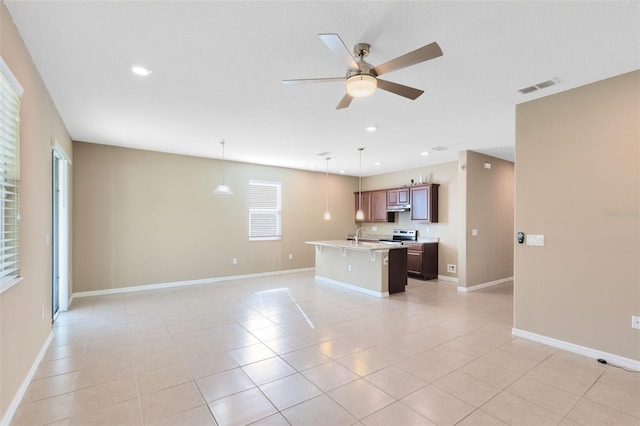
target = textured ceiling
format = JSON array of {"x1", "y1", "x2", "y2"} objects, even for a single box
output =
[{"x1": 5, "y1": 1, "x2": 640, "y2": 176}]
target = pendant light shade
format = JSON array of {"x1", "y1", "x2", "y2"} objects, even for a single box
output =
[
  {"x1": 324, "y1": 157, "x2": 331, "y2": 220},
  {"x1": 214, "y1": 140, "x2": 233, "y2": 195},
  {"x1": 356, "y1": 148, "x2": 365, "y2": 220}
]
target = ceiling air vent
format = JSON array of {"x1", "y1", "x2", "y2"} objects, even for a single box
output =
[
  {"x1": 518, "y1": 78, "x2": 559, "y2": 95},
  {"x1": 536, "y1": 79, "x2": 557, "y2": 89},
  {"x1": 431, "y1": 146, "x2": 448, "y2": 151},
  {"x1": 518, "y1": 85, "x2": 538, "y2": 94}
]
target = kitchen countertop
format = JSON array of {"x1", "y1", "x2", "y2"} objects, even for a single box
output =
[
  {"x1": 344, "y1": 235, "x2": 440, "y2": 244},
  {"x1": 306, "y1": 240, "x2": 406, "y2": 251}
]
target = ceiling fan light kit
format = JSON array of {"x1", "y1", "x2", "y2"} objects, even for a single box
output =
[
  {"x1": 346, "y1": 74, "x2": 377, "y2": 97},
  {"x1": 283, "y1": 33, "x2": 443, "y2": 109}
]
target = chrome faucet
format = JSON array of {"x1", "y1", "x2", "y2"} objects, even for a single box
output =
[{"x1": 355, "y1": 227, "x2": 365, "y2": 244}]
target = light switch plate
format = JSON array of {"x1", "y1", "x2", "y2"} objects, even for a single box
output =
[{"x1": 526, "y1": 234, "x2": 545, "y2": 246}]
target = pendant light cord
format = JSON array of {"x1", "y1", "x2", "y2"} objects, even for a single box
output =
[
  {"x1": 358, "y1": 148, "x2": 364, "y2": 211},
  {"x1": 325, "y1": 157, "x2": 330, "y2": 211},
  {"x1": 220, "y1": 140, "x2": 226, "y2": 184}
]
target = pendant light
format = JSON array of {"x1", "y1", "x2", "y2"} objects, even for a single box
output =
[
  {"x1": 324, "y1": 157, "x2": 331, "y2": 220},
  {"x1": 356, "y1": 148, "x2": 365, "y2": 221},
  {"x1": 214, "y1": 140, "x2": 233, "y2": 195}
]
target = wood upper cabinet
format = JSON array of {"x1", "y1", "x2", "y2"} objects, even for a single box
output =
[
  {"x1": 370, "y1": 190, "x2": 389, "y2": 222},
  {"x1": 410, "y1": 184, "x2": 439, "y2": 222},
  {"x1": 387, "y1": 187, "x2": 410, "y2": 206},
  {"x1": 355, "y1": 190, "x2": 394, "y2": 222},
  {"x1": 387, "y1": 188, "x2": 410, "y2": 206}
]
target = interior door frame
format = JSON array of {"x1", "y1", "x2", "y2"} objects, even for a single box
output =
[{"x1": 52, "y1": 143, "x2": 70, "y2": 320}]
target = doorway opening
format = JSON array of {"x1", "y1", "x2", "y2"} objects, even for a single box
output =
[{"x1": 52, "y1": 146, "x2": 70, "y2": 321}]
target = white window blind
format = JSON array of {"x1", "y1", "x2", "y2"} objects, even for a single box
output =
[
  {"x1": 249, "y1": 180, "x2": 281, "y2": 240},
  {"x1": 0, "y1": 58, "x2": 22, "y2": 288}
]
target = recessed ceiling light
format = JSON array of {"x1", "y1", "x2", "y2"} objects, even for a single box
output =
[
  {"x1": 366, "y1": 126, "x2": 377, "y2": 132},
  {"x1": 420, "y1": 151, "x2": 429, "y2": 156},
  {"x1": 374, "y1": 162, "x2": 382, "y2": 166},
  {"x1": 131, "y1": 66, "x2": 151, "y2": 76},
  {"x1": 339, "y1": 170, "x2": 345, "y2": 174}
]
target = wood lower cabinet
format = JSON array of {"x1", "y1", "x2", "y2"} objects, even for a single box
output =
[
  {"x1": 355, "y1": 190, "x2": 394, "y2": 223},
  {"x1": 410, "y1": 184, "x2": 439, "y2": 222},
  {"x1": 388, "y1": 247, "x2": 408, "y2": 294},
  {"x1": 404, "y1": 242, "x2": 438, "y2": 280}
]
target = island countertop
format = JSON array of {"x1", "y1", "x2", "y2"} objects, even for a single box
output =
[{"x1": 305, "y1": 240, "x2": 404, "y2": 251}]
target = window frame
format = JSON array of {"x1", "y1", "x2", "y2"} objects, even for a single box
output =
[
  {"x1": 248, "y1": 179, "x2": 282, "y2": 241},
  {"x1": 0, "y1": 57, "x2": 23, "y2": 294}
]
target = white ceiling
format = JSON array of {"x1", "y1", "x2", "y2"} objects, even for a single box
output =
[{"x1": 5, "y1": 1, "x2": 640, "y2": 176}]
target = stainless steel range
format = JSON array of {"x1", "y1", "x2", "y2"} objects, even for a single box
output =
[{"x1": 379, "y1": 229, "x2": 418, "y2": 245}]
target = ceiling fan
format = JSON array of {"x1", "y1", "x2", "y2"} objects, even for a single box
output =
[{"x1": 282, "y1": 33, "x2": 443, "y2": 109}]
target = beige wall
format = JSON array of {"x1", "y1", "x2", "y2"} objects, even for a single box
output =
[
  {"x1": 364, "y1": 162, "x2": 459, "y2": 281},
  {"x1": 515, "y1": 70, "x2": 640, "y2": 361},
  {"x1": 459, "y1": 151, "x2": 514, "y2": 287},
  {"x1": 72, "y1": 142, "x2": 358, "y2": 292},
  {"x1": 0, "y1": 2, "x2": 73, "y2": 420}
]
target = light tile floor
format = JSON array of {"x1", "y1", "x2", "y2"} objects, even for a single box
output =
[{"x1": 11, "y1": 272, "x2": 640, "y2": 425}]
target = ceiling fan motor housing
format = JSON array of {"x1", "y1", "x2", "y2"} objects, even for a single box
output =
[{"x1": 354, "y1": 43, "x2": 370, "y2": 58}]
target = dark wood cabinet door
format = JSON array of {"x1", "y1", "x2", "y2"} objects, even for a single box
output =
[
  {"x1": 388, "y1": 247, "x2": 408, "y2": 294},
  {"x1": 387, "y1": 190, "x2": 399, "y2": 206},
  {"x1": 410, "y1": 186, "x2": 430, "y2": 221},
  {"x1": 410, "y1": 184, "x2": 439, "y2": 222},
  {"x1": 405, "y1": 242, "x2": 438, "y2": 280},
  {"x1": 387, "y1": 188, "x2": 410, "y2": 206},
  {"x1": 407, "y1": 250, "x2": 423, "y2": 275},
  {"x1": 398, "y1": 188, "x2": 409, "y2": 204},
  {"x1": 371, "y1": 190, "x2": 388, "y2": 222},
  {"x1": 356, "y1": 190, "x2": 394, "y2": 223}
]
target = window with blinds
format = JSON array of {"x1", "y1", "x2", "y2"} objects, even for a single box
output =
[
  {"x1": 249, "y1": 180, "x2": 281, "y2": 240},
  {"x1": 0, "y1": 59, "x2": 22, "y2": 290}
]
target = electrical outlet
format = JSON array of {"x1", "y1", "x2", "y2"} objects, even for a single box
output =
[
  {"x1": 447, "y1": 264, "x2": 456, "y2": 273},
  {"x1": 288, "y1": 254, "x2": 293, "y2": 260},
  {"x1": 632, "y1": 315, "x2": 640, "y2": 330},
  {"x1": 371, "y1": 226, "x2": 377, "y2": 232},
  {"x1": 232, "y1": 258, "x2": 237, "y2": 265},
  {"x1": 348, "y1": 265, "x2": 352, "y2": 272}
]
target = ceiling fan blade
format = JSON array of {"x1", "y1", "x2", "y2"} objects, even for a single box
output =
[
  {"x1": 374, "y1": 42, "x2": 443, "y2": 76},
  {"x1": 282, "y1": 77, "x2": 344, "y2": 85},
  {"x1": 336, "y1": 93, "x2": 353, "y2": 110},
  {"x1": 319, "y1": 33, "x2": 360, "y2": 70},
  {"x1": 376, "y1": 79, "x2": 424, "y2": 100}
]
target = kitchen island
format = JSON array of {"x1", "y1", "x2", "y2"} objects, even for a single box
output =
[{"x1": 305, "y1": 240, "x2": 407, "y2": 297}]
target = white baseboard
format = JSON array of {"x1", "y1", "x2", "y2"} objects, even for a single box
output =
[
  {"x1": 513, "y1": 328, "x2": 640, "y2": 371},
  {"x1": 72, "y1": 268, "x2": 315, "y2": 298},
  {"x1": 458, "y1": 276, "x2": 514, "y2": 292},
  {"x1": 1, "y1": 332, "x2": 53, "y2": 426},
  {"x1": 314, "y1": 275, "x2": 389, "y2": 298},
  {"x1": 438, "y1": 275, "x2": 458, "y2": 283}
]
